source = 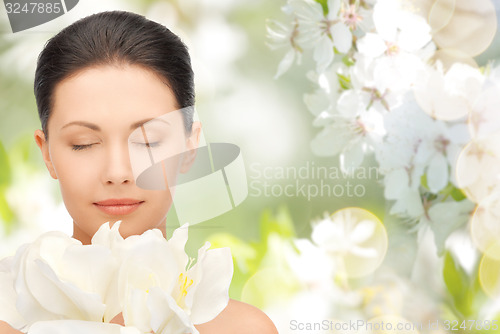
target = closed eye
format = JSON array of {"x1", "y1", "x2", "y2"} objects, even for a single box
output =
[
  {"x1": 133, "y1": 142, "x2": 161, "y2": 148},
  {"x1": 72, "y1": 144, "x2": 95, "y2": 151}
]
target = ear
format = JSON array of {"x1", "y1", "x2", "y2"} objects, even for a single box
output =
[
  {"x1": 34, "y1": 129, "x2": 58, "y2": 179},
  {"x1": 180, "y1": 121, "x2": 201, "y2": 174}
]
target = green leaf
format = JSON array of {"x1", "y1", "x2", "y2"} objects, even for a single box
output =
[
  {"x1": 0, "y1": 140, "x2": 11, "y2": 186},
  {"x1": 443, "y1": 251, "x2": 474, "y2": 317},
  {"x1": 0, "y1": 193, "x2": 15, "y2": 233},
  {"x1": 337, "y1": 73, "x2": 352, "y2": 90},
  {"x1": 0, "y1": 140, "x2": 15, "y2": 232},
  {"x1": 315, "y1": 0, "x2": 329, "y2": 15},
  {"x1": 450, "y1": 187, "x2": 467, "y2": 201},
  {"x1": 240, "y1": 267, "x2": 301, "y2": 309},
  {"x1": 14, "y1": 135, "x2": 33, "y2": 163},
  {"x1": 342, "y1": 55, "x2": 355, "y2": 67},
  {"x1": 438, "y1": 181, "x2": 467, "y2": 202},
  {"x1": 420, "y1": 173, "x2": 429, "y2": 190},
  {"x1": 207, "y1": 206, "x2": 298, "y2": 300},
  {"x1": 260, "y1": 206, "x2": 296, "y2": 242}
]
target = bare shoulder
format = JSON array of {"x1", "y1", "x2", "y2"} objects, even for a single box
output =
[
  {"x1": 195, "y1": 299, "x2": 278, "y2": 334},
  {"x1": 0, "y1": 321, "x2": 23, "y2": 334}
]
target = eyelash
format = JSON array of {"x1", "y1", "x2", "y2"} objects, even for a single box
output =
[
  {"x1": 133, "y1": 142, "x2": 160, "y2": 148},
  {"x1": 72, "y1": 142, "x2": 160, "y2": 151},
  {"x1": 72, "y1": 144, "x2": 95, "y2": 151}
]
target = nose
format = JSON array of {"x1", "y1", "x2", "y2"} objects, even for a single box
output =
[{"x1": 102, "y1": 141, "x2": 134, "y2": 185}]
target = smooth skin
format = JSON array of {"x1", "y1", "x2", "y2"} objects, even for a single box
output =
[{"x1": 0, "y1": 65, "x2": 277, "y2": 333}]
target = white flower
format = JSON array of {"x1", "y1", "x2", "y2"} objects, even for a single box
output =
[
  {"x1": 0, "y1": 257, "x2": 24, "y2": 330},
  {"x1": 420, "y1": 200, "x2": 476, "y2": 255},
  {"x1": 340, "y1": 2, "x2": 371, "y2": 31},
  {"x1": 290, "y1": 0, "x2": 353, "y2": 72},
  {"x1": 469, "y1": 66, "x2": 500, "y2": 138},
  {"x1": 92, "y1": 222, "x2": 233, "y2": 334},
  {"x1": 9, "y1": 231, "x2": 117, "y2": 331},
  {"x1": 376, "y1": 96, "x2": 469, "y2": 215},
  {"x1": 309, "y1": 63, "x2": 387, "y2": 171},
  {"x1": 304, "y1": 63, "x2": 347, "y2": 119},
  {"x1": 0, "y1": 222, "x2": 233, "y2": 333},
  {"x1": 361, "y1": 269, "x2": 439, "y2": 324},
  {"x1": 309, "y1": 208, "x2": 388, "y2": 279},
  {"x1": 266, "y1": 18, "x2": 303, "y2": 78},
  {"x1": 383, "y1": 168, "x2": 424, "y2": 218},
  {"x1": 376, "y1": 99, "x2": 430, "y2": 217},
  {"x1": 414, "y1": 62, "x2": 484, "y2": 121},
  {"x1": 469, "y1": 191, "x2": 500, "y2": 253},
  {"x1": 285, "y1": 238, "x2": 335, "y2": 286},
  {"x1": 310, "y1": 107, "x2": 384, "y2": 172},
  {"x1": 356, "y1": 34, "x2": 428, "y2": 94},
  {"x1": 28, "y1": 320, "x2": 142, "y2": 334},
  {"x1": 371, "y1": 0, "x2": 432, "y2": 54},
  {"x1": 356, "y1": 0, "x2": 434, "y2": 93},
  {"x1": 417, "y1": 122, "x2": 469, "y2": 193},
  {"x1": 455, "y1": 132, "x2": 500, "y2": 204},
  {"x1": 311, "y1": 212, "x2": 377, "y2": 259}
]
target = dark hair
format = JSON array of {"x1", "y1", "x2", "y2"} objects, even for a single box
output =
[{"x1": 34, "y1": 10, "x2": 195, "y2": 139}]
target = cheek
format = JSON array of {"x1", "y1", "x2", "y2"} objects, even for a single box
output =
[
  {"x1": 149, "y1": 190, "x2": 173, "y2": 213},
  {"x1": 51, "y1": 149, "x2": 99, "y2": 201}
]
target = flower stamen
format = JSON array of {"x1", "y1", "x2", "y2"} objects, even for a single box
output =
[{"x1": 178, "y1": 273, "x2": 194, "y2": 298}]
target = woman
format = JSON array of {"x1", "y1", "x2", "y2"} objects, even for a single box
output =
[{"x1": 0, "y1": 10, "x2": 277, "y2": 333}]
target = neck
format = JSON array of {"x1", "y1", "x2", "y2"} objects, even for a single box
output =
[{"x1": 72, "y1": 222, "x2": 92, "y2": 245}]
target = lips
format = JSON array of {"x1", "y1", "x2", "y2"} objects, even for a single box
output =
[{"x1": 94, "y1": 198, "x2": 144, "y2": 215}]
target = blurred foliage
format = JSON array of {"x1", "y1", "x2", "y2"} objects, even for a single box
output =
[
  {"x1": 0, "y1": 140, "x2": 15, "y2": 232},
  {"x1": 442, "y1": 251, "x2": 500, "y2": 333},
  {"x1": 208, "y1": 206, "x2": 299, "y2": 302},
  {"x1": 443, "y1": 251, "x2": 482, "y2": 318}
]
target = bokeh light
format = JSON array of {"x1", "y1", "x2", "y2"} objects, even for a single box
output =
[
  {"x1": 455, "y1": 133, "x2": 500, "y2": 204},
  {"x1": 431, "y1": 0, "x2": 497, "y2": 58},
  {"x1": 469, "y1": 75, "x2": 500, "y2": 139},
  {"x1": 479, "y1": 241, "x2": 500, "y2": 298},
  {"x1": 470, "y1": 192, "x2": 500, "y2": 254},
  {"x1": 324, "y1": 207, "x2": 388, "y2": 278}
]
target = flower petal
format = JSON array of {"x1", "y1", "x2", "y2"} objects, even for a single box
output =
[
  {"x1": 337, "y1": 90, "x2": 360, "y2": 118},
  {"x1": 275, "y1": 49, "x2": 296, "y2": 79},
  {"x1": 350, "y1": 220, "x2": 376, "y2": 244},
  {"x1": 340, "y1": 140, "x2": 365, "y2": 173},
  {"x1": 13, "y1": 233, "x2": 106, "y2": 324},
  {"x1": 331, "y1": 22, "x2": 352, "y2": 54},
  {"x1": 147, "y1": 287, "x2": 197, "y2": 334},
  {"x1": 311, "y1": 126, "x2": 352, "y2": 157},
  {"x1": 384, "y1": 168, "x2": 409, "y2": 199},
  {"x1": 0, "y1": 257, "x2": 25, "y2": 330},
  {"x1": 123, "y1": 289, "x2": 150, "y2": 332},
  {"x1": 169, "y1": 223, "x2": 190, "y2": 272},
  {"x1": 427, "y1": 200, "x2": 475, "y2": 255},
  {"x1": 91, "y1": 222, "x2": 124, "y2": 249},
  {"x1": 327, "y1": 0, "x2": 341, "y2": 17},
  {"x1": 28, "y1": 320, "x2": 141, "y2": 334},
  {"x1": 350, "y1": 246, "x2": 378, "y2": 258},
  {"x1": 357, "y1": 33, "x2": 387, "y2": 58},
  {"x1": 314, "y1": 35, "x2": 334, "y2": 73},
  {"x1": 188, "y1": 247, "x2": 233, "y2": 324},
  {"x1": 426, "y1": 154, "x2": 449, "y2": 193},
  {"x1": 304, "y1": 89, "x2": 330, "y2": 116}
]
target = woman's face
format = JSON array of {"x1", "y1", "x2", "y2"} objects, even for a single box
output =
[{"x1": 35, "y1": 64, "x2": 200, "y2": 244}]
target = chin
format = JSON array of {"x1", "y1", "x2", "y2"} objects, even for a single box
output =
[{"x1": 116, "y1": 220, "x2": 160, "y2": 238}]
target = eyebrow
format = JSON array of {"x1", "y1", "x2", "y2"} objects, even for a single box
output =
[{"x1": 61, "y1": 118, "x2": 171, "y2": 131}]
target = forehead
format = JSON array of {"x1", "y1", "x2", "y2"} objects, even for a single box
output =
[{"x1": 50, "y1": 64, "x2": 179, "y2": 128}]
